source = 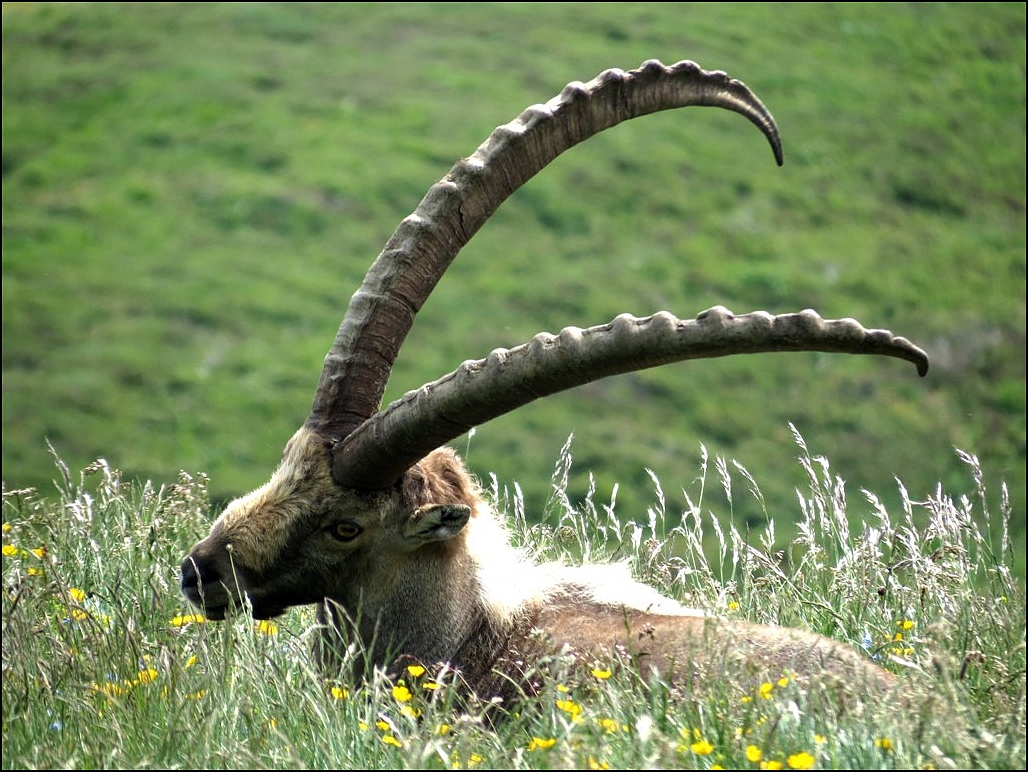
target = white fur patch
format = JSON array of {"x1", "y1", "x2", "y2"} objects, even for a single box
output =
[
  {"x1": 563, "y1": 562, "x2": 705, "y2": 617},
  {"x1": 466, "y1": 510, "x2": 704, "y2": 621}
]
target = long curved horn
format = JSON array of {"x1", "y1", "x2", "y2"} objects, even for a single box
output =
[
  {"x1": 307, "y1": 59, "x2": 782, "y2": 442},
  {"x1": 333, "y1": 308, "x2": 928, "y2": 490}
]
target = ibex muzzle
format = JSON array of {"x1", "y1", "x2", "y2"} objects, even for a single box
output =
[{"x1": 181, "y1": 60, "x2": 927, "y2": 703}]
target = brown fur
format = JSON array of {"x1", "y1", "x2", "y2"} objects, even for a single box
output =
[{"x1": 182, "y1": 426, "x2": 900, "y2": 710}]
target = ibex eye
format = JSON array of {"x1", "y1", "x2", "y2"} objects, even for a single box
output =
[{"x1": 331, "y1": 521, "x2": 362, "y2": 542}]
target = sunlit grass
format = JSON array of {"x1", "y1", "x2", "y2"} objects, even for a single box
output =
[{"x1": 2, "y1": 435, "x2": 1025, "y2": 768}]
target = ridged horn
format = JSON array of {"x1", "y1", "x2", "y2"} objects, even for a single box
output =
[
  {"x1": 332, "y1": 308, "x2": 928, "y2": 490},
  {"x1": 306, "y1": 60, "x2": 782, "y2": 443}
]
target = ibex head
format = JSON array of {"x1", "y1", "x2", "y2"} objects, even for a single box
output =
[
  {"x1": 182, "y1": 432, "x2": 485, "y2": 624},
  {"x1": 180, "y1": 60, "x2": 927, "y2": 696}
]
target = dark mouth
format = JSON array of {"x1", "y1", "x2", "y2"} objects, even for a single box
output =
[
  {"x1": 197, "y1": 604, "x2": 228, "y2": 622},
  {"x1": 183, "y1": 595, "x2": 285, "y2": 622},
  {"x1": 180, "y1": 558, "x2": 289, "y2": 620},
  {"x1": 180, "y1": 581, "x2": 234, "y2": 620},
  {"x1": 247, "y1": 602, "x2": 287, "y2": 620}
]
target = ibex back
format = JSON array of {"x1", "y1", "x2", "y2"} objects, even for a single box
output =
[{"x1": 181, "y1": 60, "x2": 928, "y2": 709}]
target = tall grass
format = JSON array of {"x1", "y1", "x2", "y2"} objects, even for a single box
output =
[{"x1": 2, "y1": 435, "x2": 1024, "y2": 769}]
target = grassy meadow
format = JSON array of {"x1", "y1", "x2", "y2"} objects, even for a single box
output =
[
  {"x1": 2, "y1": 438, "x2": 1025, "y2": 769},
  {"x1": 1, "y1": 3, "x2": 1026, "y2": 768}
]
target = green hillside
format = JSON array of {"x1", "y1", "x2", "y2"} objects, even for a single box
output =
[{"x1": 3, "y1": 3, "x2": 1025, "y2": 568}]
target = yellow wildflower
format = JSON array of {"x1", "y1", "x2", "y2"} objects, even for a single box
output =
[
  {"x1": 30, "y1": 547, "x2": 46, "y2": 558},
  {"x1": 556, "y1": 699, "x2": 582, "y2": 718},
  {"x1": 451, "y1": 752, "x2": 482, "y2": 768},
  {"x1": 787, "y1": 751, "x2": 816, "y2": 769},
  {"x1": 762, "y1": 761, "x2": 784, "y2": 770},
  {"x1": 691, "y1": 740, "x2": 715, "y2": 755},
  {"x1": 777, "y1": 676, "x2": 790, "y2": 688},
  {"x1": 406, "y1": 664, "x2": 426, "y2": 677},
  {"x1": 330, "y1": 685, "x2": 348, "y2": 700},
  {"x1": 169, "y1": 613, "x2": 206, "y2": 626},
  {"x1": 392, "y1": 684, "x2": 413, "y2": 702},
  {"x1": 591, "y1": 667, "x2": 612, "y2": 679},
  {"x1": 528, "y1": 737, "x2": 557, "y2": 751},
  {"x1": 596, "y1": 717, "x2": 619, "y2": 734},
  {"x1": 136, "y1": 667, "x2": 158, "y2": 684},
  {"x1": 2, "y1": 522, "x2": 11, "y2": 532},
  {"x1": 759, "y1": 681, "x2": 774, "y2": 699},
  {"x1": 588, "y1": 757, "x2": 610, "y2": 770},
  {"x1": 2, "y1": 545, "x2": 20, "y2": 557},
  {"x1": 95, "y1": 681, "x2": 125, "y2": 698},
  {"x1": 69, "y1": 587, "x2": 86, "y2": 602},
  {"x1": 875, "y1": 737, "x2": 893, "y2": 752},
  {"x1": 254, "y1": 619, "x2": 278, "y2": 635},
  {"x1": 381, "y1": 735, "x2": 402, "y2": 748},
  {"x1": 747, "y1": 744, "x2": 763, "y2": 762}
]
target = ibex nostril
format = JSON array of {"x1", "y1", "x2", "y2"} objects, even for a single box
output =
[
  {"x1": 179, "y1": 558, "x2": 197, "y2": 588},
  {"x1": 178, "y1": 58, "x2": 929, "y2": 711},
  {"x1": 179, "y1": 555, "x2": 222, "y2": 600},
  {"x1": 179, "y1": 560, "x2": 205, "y2": 603}
]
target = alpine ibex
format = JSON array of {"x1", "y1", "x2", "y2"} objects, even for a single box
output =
[{"x1": 181, "y1": 60, "x2": 928, "y2": 707}]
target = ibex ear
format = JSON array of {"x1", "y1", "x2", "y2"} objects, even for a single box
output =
[{"x1": 402, "y1": 504, "x2": 472, "y2": 544}]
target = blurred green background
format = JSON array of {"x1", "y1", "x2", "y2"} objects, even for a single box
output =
[{"x1": 3, "y1": 3, "x2": 1024, "y2": 569}]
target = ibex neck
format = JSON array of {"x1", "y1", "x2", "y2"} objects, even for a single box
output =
[{"x1": 317, "y1": 547, "x2": 518, "y2": 680}]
